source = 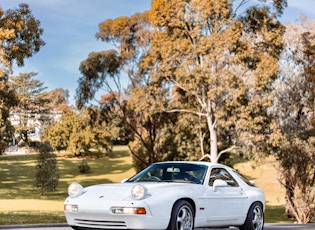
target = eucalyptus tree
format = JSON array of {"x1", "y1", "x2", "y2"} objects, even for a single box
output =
[
  {"x1": 46, "y1": 88, "x2": 69, "y2": 110},
  {"x1": 76, "y1": 12, "x2": 153, "y2": 107},
  {"x1": 143, "y1": 0, "x2": 287, "y2": 162},
  {"x1": 76, "y1": 12, "x2": 185, "y2": 169},
  {"x1": 270, "y1": 16, "x2": 315, "y2": 224},
  {"x1": 0, "y1": 4, "x2": 44, "y2": 152}
]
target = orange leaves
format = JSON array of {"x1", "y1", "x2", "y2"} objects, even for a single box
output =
[{"x1": 97, "y1": 17, "x2": 130, "y2": 42}]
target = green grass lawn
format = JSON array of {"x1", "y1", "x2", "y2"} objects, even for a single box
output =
[
  {"x1": 0, "y1": 147, "x2": 290, "y2": 225},
  {"x1": 0, "y1": 145, "x2": 135, "y2": 225}
]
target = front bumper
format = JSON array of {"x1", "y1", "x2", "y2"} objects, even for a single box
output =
[{"x1": 64, "y1": 199, "x2": 170, "y2": 230}]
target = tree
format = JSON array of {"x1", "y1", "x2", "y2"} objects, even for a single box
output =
[
  {"x1": 9, "y1": 72, "x2": 51, "y2": 145},
  {"x1": 0, "y1": 4, "x2": 45, "y2": 67},
  {"x1": 0, "y1": 70, "x2": 17, "y2": 153},
  {"x1": 46, "y1": 88, "x2": 69, "y2": 110},
  {"x1": 76, "y1": 12, "x2": 154, "y2": 107},
  {"x1": 270, "y1": 16, "x2": 315, "y2": 223},
  {"x1": 76, "y1": 1, "x2": 287, "y2": 168},
  {"x1": 0, "y1": 4, "x2": 44, "y2": 152},
  {"x1": 42, "y1": 106, "x2": 112, "y2": 157},
  {"x1": 125, "y1": 85, "x2": 184, "y2": 170},
  {"x1": 76, "y1": 12, "x2": 182, "y2": 168},
  {"x1": 276, "y1": 138, "x2": 315, "y2": 223},
  {"x1": 67, "y1": 108, "x2": 112, "y2": 158},
  {"x1": 42, "y1": 106, "x2": 76, "y2": 151},
  {"x1": 33, "y1": 142, "x2": 59, "y2": 195},
  {"x1": 99, "y1": 93, "x2": 131, "y2": 145},
  {"x1": 142, "y1": 0, "x2": 287, "y2": 162}
]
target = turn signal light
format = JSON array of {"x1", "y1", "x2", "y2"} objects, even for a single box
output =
[{"x1": 136, "y1": 207, "x2": 146, "y2": 214}]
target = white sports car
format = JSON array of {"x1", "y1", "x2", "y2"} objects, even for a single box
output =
[{"x1": 64, "y1": 161, "x2": 265, "y2": 230}]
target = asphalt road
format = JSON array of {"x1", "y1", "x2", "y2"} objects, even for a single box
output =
[{"x1": 1, "y1": 223, "x2": 315, "y2": 230}]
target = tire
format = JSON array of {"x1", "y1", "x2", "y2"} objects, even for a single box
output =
[
  {"x1": 70, "y1": 226, "x2": 80, "y2": 230},
  {"x1": 240, "y1": 202, "x2": 264, "y2": 230},
  {"x1": 167, "y1": 200, "x2": 194, "y2": 230}
]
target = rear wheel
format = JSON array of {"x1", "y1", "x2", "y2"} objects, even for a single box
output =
[
  {"x1": 167, "y1": 200, "x2": 194, "y2": 230},
  {"x1": 240, "y1": 202, "x2": 264, "y2": 230}
]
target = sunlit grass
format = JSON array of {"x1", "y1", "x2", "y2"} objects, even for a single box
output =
[
  {"x1": 0, "y1": 146, "x2": 135, "y2": 224},
  {"x1": 0, "y1": 211, "x2": 66, "y2": 225}
]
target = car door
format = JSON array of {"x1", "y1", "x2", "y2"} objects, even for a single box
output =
[{"x1": 203, "y1": 167, "x2": 247, "y2": 223}]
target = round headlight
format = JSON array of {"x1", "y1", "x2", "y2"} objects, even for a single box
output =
[
  {"x1": 68, "y1": 182, "x2": 84, "y2": 198},
  {"x1": 131, "y1": 184, "x2": 147, "y2": 200}
]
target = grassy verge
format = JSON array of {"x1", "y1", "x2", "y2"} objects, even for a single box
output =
[
  {"x1": 0, "y1": 211, "x2": 66, "y2": 225},
  {"x1": 0, "y1": 148, "x2": 290, "y2": 224}
]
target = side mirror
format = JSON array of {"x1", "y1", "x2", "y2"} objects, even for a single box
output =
[{"x1": 213, "y1": 179, "x2": 228, "y2": 192}]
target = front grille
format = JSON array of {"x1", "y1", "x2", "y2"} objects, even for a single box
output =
[{"x1": 75, "y1": 219, "x2": 127, "y2": 229}]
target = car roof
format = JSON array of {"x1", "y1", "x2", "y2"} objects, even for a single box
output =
[{"x1": 152, "y1": 161, "x2": 230, "y2": 168}]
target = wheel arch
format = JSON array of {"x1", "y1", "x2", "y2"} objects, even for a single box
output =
[
  {"x1": 172, "y1": 197, "x2": 196, "y2": 217},
  {"x1": 244, "y1": 201, "x2": 265, "y2": 217},
  {"x1": 253, "y1": 200, "x2": 265, "y2": 211},
  {"x1": 167, "y1": 198, "x2": 196, "y2": 230}
]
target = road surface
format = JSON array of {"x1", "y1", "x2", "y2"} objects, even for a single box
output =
[{"x1": 1, "y1": 223, "x2": 315, "y2": 229}]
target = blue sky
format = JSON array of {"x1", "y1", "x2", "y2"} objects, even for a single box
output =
[{"x1": 0, "y1": 0, "x2": 314, "y2": 105}]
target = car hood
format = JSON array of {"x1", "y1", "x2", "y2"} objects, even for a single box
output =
[{"x1": 77, "y1": 182, "x2": 201, "y2": 201}]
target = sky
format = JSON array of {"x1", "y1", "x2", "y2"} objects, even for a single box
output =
[{"x1": 0, "y1": 0, "x2": 314, "y2": 105}]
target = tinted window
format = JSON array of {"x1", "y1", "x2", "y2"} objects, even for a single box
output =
[{"x1": 209, "y1": 168, "x2": 238, "y2": 187}]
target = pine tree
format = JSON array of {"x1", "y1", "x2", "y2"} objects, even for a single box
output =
[{"x1": 33, "y1": 142, "x2": 59, "y2": 195}]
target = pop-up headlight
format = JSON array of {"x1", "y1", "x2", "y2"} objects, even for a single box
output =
[
  {"x1": 131, "y1": 184, "x2": 147, "y2": 200},
  {"x1": 68, "y1": 182, "x2": 84, "y2": 198}
]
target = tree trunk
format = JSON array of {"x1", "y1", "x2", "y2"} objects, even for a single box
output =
[{"x1": 207, "y1": 113, "x2": 218, "y2": 163}]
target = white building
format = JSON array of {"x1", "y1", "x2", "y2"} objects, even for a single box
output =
[{"x1": 5, "y1": 111, "x2": 62, "y2": 153}]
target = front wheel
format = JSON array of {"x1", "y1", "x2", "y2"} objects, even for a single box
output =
[
  {"x1": 167, "y1": 200, "x2": 194, "y2": 230},
  {"x1": 240, "y1": 202, "x2": 264, "y2": 230},
  {"x1": 70, "y1": 226, "x2": 79, "y2": 230}
]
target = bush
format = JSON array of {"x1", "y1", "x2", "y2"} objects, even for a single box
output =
[{"x1": 78, "y1": 159, "x2": 91, "y2": 173}]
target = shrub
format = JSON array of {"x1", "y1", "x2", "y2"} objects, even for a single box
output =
[{"x1": 78, "y1": 159, "x2": 91, "y2": 173}]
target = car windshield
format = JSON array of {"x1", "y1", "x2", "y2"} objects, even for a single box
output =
[{"x1": 126, "y1": 163, "x2": 208, "y2": 184}]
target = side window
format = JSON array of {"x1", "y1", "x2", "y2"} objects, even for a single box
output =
[{"x1": 208, "y1": 168, "x2": 238, "y2": 187}]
